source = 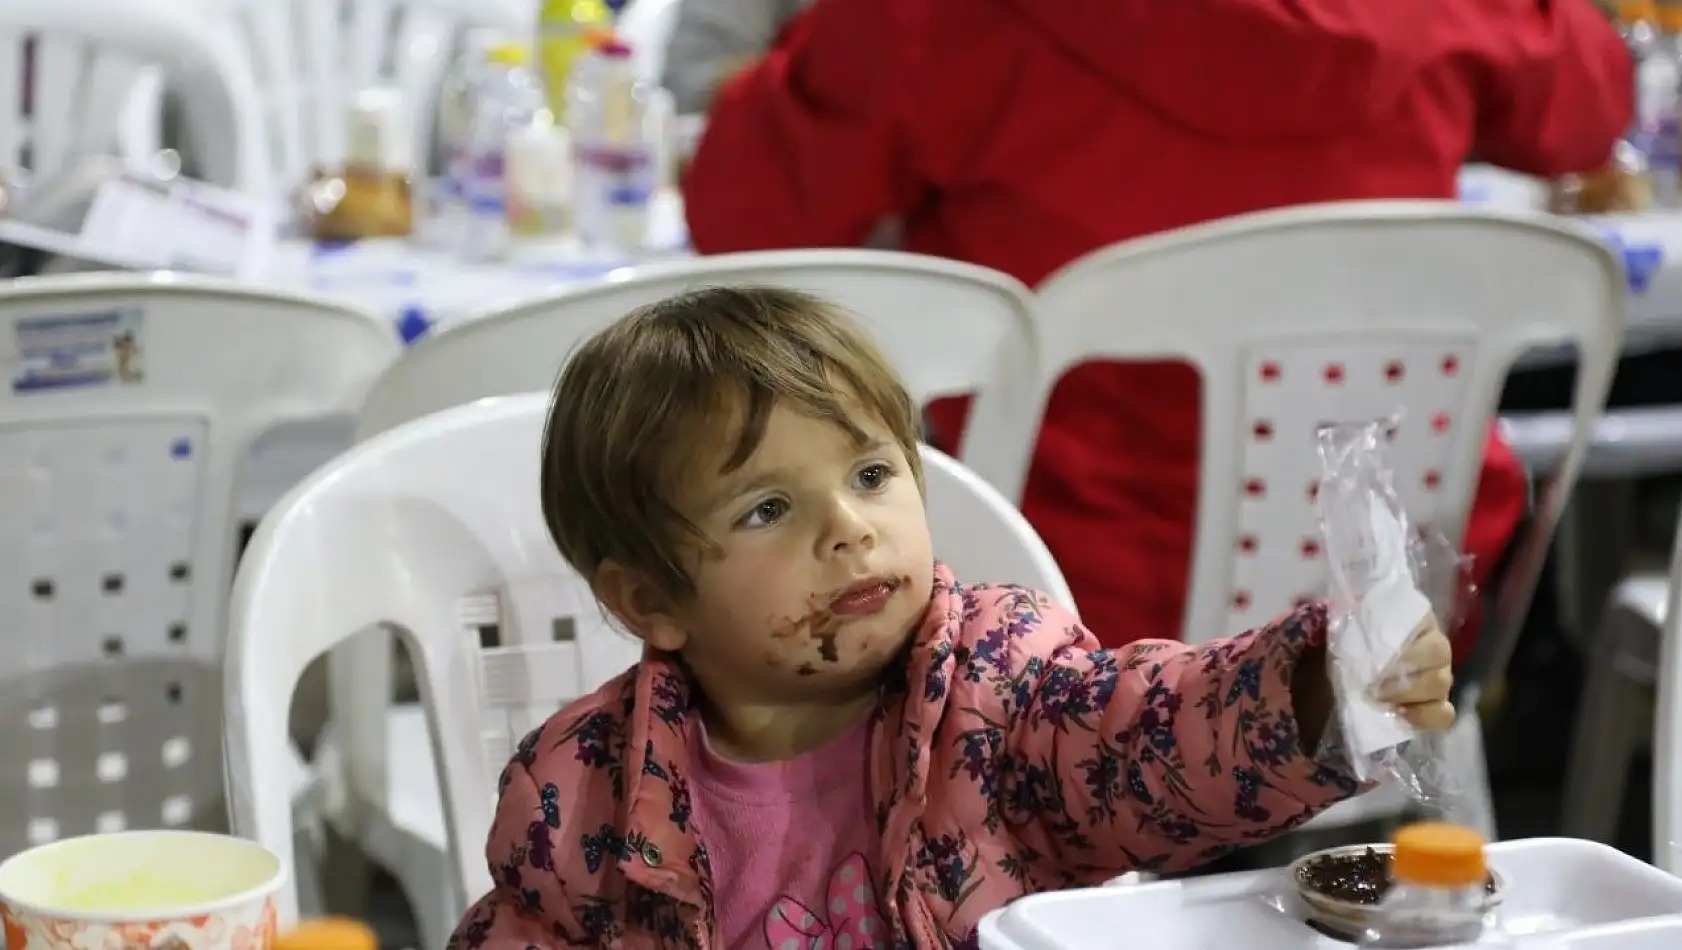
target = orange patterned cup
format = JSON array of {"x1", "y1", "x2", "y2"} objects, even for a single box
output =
[{"x1": 0, "y1": 831, "x2": 286, "y2": 950}]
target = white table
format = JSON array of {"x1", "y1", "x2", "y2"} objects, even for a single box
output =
[
  {"x1": 979, "y1": 838, "x2": 1682, "y2": 950},
  {"x1": 253, "y1": 189, "x2": 691, "y2": 341},
  {"x1": 1459, "y1": 165, "x2": 1682, "y2": 361},
  {"x1": 234, "y1": 192, "x2": 690, "y2": 517}
]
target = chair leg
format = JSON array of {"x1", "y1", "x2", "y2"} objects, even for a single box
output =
[
  {"x1": 1562, "y1": 611, "x2": 1649, "y2": 843},
  {"x1": 397, "y1": 847, "x2": 460, "y2": 950}
]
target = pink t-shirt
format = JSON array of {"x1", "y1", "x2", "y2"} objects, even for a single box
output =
[{"x1": 689, "y1": 711, "x2": 891, "y2": 950}]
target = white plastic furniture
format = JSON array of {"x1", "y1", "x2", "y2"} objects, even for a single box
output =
[
  {"x1": 0, "y1": 0, "x2": 269, "y2": 194},
  {"x1": 1, "y1": 35, "x2": 158, "y2": 181},
  {"x1": 1627, "y1": 513, "x2": 1682, "y2": 874},
  {"x1": 964, "y1": 201, "x2": 1625, "y2": 838},
  {"x1": 227, "y1": 390, "x2": 1073, "y2": 941},
  {"x1": 0, "y1": 275, "x2": 396, "y2": 888},
  {"x1": 1539, "y1": 918, "x2": 1682, "y2": 950},
  {"x1": 191, "y1": 0, "x2": 528, "y2": 194},
  {"x1": 227, "y1": 393, "x2": 643, "y2": 936},
  {"x1": 357, "y1": 248, "x2": 1039, "y2": 442},
  {"x1": 1561, "y1": 536, "x2": 1669, "y2": 849},
  {"x1": 978, "y1": 838, "x2": 1682, "y2": 950}
]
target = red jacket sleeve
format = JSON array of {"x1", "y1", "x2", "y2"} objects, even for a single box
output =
[
  {"x1": 1474, "y1": 0, "x2": 1633, "y2": 176},
  {"x1": 681, "y1": 0, "x2": 921, "y2": 252}
]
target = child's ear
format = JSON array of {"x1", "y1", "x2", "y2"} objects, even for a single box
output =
[{"x1": 593, "y1": 561, "x2": 689, "y2": 652}]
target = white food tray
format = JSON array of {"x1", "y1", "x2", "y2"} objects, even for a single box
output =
[
  {"x1": 978, "y1": 839, "x2": 1682, "y2": 950},
  {"x1": 1520, "y1": 916, "x2": 1682, "y2": 949}
]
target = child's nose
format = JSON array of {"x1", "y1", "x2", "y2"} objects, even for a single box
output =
[{"x1": 823, "y1": 497, "x2": 877, "y2": 552}]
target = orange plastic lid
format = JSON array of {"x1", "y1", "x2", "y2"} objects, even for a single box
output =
[
  {"x1": 1391, "y1": 823, "x2": 1487, "y2": 888},
  {"x1": 273, "y1": 917, "x2": 378, "y2": 950},
  {"x1": 1622, "y1": 0, "x2": 1658, "y2": 21}
]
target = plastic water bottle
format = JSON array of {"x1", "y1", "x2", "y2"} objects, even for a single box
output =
[
  {"x1": 461, "y1": 43, "x2": 550, "y2": 260},
  {"x1": 567, "y1": 38, "x2": 657, "y2": 255},
  {"x1": 432, "y1": 30, "x2": 503, "y2": 247},
  {"x1": 1358, "y1": 823, "x2": 1510, "y2": 949},
  {"x1": 536, "y1": 0, "x2": 612, "y2": 118}
]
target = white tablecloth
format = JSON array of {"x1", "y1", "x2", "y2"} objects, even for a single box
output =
[
  {"x1": 1458, "y1": 165, "x2": 1682, "y2": 359},
  {"x1": 254, "y1": 189, "x2": 691, "y2": 342}
]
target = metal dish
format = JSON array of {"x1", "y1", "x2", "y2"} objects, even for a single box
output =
[{"x1": 1289, "y1": 843, "x2": 1505, "y2": 936}]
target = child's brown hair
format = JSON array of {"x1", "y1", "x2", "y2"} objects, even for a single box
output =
[{"x1": 540, "y1": 286, "x2": 924, "y2": 601}]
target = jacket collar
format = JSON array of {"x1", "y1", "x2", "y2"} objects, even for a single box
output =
[{"x1": 615, "y1": 563, "x2": 961, "y2": 905}]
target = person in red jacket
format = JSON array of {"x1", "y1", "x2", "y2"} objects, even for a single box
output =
[{"x1": 682, "y1": 0, "x2": 1633, "y2": 656}]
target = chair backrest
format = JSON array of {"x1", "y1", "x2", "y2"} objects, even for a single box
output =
[
  {"x1": 966, "y1": 201, "x2": 1622, "y2": 644},
  {"x1": 0, "y1": 273, "x2": 396, "y2": 861},
  {"x1": 920, "y1": 445, "x2": 1075, "y2": 612},
  {"x1": 355, "y1": 249, "x2": 1039, "y2": 445},
  {"x1": 225, "y1": 393, "x2": 1074, "y2": 918},
  {"x1": 0, "y1": 0, "x2": 269, "y2": 192},
  {"x1": 194, "y1": 0, "x2": 527, "y2": 192}
]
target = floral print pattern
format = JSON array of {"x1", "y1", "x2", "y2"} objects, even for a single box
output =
[{"x1": 451, "y1": 563, "x2": 1360, "y2": 950}]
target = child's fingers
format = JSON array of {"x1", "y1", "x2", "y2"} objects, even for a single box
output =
[
  {"x1": 1398, "y1": 627, "x2": 1453, "y2": 671},
  {"x1": 1374, "y1": 664, "x2": 1454, "y2": 705},
  {"x1": 1398, "y1": 699, "x2": 1456, "y2": 732}
]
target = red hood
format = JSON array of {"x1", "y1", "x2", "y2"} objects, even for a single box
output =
[{"x1": 998, "y1": 0, "x2": 1447, "y2": 142}]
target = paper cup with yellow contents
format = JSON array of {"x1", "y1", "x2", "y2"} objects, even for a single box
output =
[{"x1": 0, "y1": 831, "x2": 286, "y2": 950}]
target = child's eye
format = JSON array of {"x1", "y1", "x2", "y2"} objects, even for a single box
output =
[
  {"x1": 853, "y1": 463, "x2": 894, "y2": 492},
  {"x1": 739, "y1": 497, "x2": 789, "y2": 528}
]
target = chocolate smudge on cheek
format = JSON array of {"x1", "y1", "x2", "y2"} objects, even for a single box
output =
[
  {"x1": 810, "y1": 612, "x2": 841, "y2": 663},
  {"x1": 769, "y1": 603, "x2": 824, "y2": 641},
  {"x1": 796, "y1": 662, "x2": 817, "y2": 677}
]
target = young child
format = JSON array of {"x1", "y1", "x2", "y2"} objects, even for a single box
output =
[{"x1": 449, "y1": 287, "x2": 1457, "y2": 950}]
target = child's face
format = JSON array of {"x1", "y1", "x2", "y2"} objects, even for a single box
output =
[{"x1": 661, "y1": 401, "x2": 934, "y2": 703}]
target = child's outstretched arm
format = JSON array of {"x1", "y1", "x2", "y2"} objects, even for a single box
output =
[
  {"x1": 448, "y1": 758, "x2": 594, "y2": 950},
  {"x1": 955, "y1": 586, "x2": 1362, "y2": 882}
]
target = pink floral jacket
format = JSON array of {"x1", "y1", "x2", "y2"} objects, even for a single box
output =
[{"x1": 450, "y1": 564, "x2": 1360, "y2": 950}]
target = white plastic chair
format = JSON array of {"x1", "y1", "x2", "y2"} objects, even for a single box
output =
[
  {"x1": 1649, "y1": 513, "x2": 1682, "y2": 875},
  {"x1": 0, "y1": 274, "x2": 396, "y2": 891},
  {"x1": 964, "y1": 201, "x2": 1625, "y2": 838},
  {"x1": 1566, "y1": 555, "x2": 1670, "y2": 851},
  {"x1": 229, "y1": 391, "x2": 1071, "y2": 940},
  {"x1": 225, "y1": 393, "x2": 640, "y2": 930},
  {"x1": 190, "y1": 0, "x2": 527, "y2": 194},
  {"x1": 357, "y1": 249, "x2": 1039, "y2": 443},
  {"x1": 0, "y1": 0, "x2": 269, "y2": 194}
]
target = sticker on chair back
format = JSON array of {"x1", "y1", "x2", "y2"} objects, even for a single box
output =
[{"x1": 10, "y1": 307, "x2": 146, "y2": 393}]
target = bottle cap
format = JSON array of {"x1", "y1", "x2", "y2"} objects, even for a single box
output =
[
  {"x1": 1656, "y1": 1, "x2": 1682, "y2": 30},
  {"x1": 345, "y1": 86, "x2": 411, "y2": 173},
  {"x1": 273, "y1": 917, "x2": 378, "y2": 950},
  {"x1": 1621, "y1": 0, "x2": 1657, "y2": 21},
  {"x1": 1390, "y1": 822, "x2": 1487, "y2": 888},
  {"x1": 487, "y1": 43, "x2": 530, "y2": 66}
]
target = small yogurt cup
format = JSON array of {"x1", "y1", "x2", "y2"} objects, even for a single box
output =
[{"x1": 0, "y1": 830, "x2": 286, "y2": 950}]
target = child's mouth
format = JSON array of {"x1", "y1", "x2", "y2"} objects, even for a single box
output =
[{"x1": 828, "y1": 577, "x2": 901, "y2": 616}]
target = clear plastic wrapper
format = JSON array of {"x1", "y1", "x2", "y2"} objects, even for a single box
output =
[{"x1": 1315, "y1": 416, "x2": 1475, "y2": 809}]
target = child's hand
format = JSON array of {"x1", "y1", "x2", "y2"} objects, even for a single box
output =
[{"x1": 1372, "y1": 616, "x2": 1456, "y2": 732}]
